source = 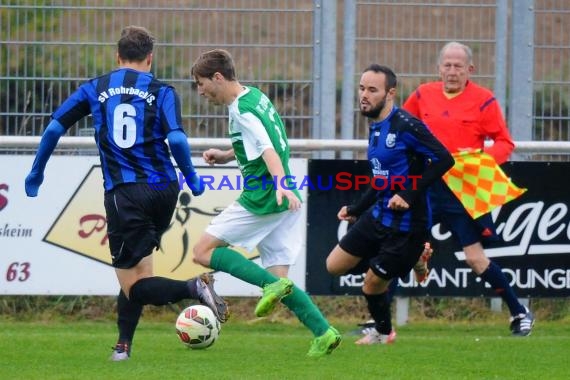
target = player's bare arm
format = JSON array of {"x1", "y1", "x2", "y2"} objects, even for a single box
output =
[
  {"x1": 203, "y1": 148, "x2": 235, "y2": 165},
  {"x1": 261, "y1": 148, "x2": 301, "y2": 211}
]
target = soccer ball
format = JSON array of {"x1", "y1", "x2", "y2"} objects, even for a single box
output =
[{"x1": 175, "y1": 304, "x2": 220, "y2": 349}]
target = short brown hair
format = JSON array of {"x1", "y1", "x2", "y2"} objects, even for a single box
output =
[
  {"x1": 117, "y1": 25, "x2": 154, "y2": 62},
  {"x1": 191, "y1": 49, "x2": 236, "y2": 81}
]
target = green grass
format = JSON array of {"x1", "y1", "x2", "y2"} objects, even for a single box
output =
[{"x1": 0, "y1": 319, "x2": 568, "y2": 380}]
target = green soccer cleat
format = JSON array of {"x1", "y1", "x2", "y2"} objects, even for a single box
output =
[
  {"x1": 254, "y1": 278, "x2": 294, "y2": 317},
  {"x1": 307, "y1": 326, "x2": 342, "y2": 358}
]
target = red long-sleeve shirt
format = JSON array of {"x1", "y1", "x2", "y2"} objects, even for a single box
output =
[{"x1": 403, "y1": 81, "x2": 514, "y2": 164}]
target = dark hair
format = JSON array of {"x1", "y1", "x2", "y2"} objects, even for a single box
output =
[
  {"x1": 191, "y1": 49, "x2": 237, "y2": 81},
  {"x1": 117, "y1": 25, "x2": 154, "y2": 62},
  {"x1": 363, "y1": 64, "x2": 397, "y2": 92}
]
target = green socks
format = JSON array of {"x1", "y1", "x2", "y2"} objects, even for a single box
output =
[
  {"x1": 210, "y1": 247, "x2": 278, "y2": 287},
  {"x1": 281, "y1": 286, "x2": 330, "y2": 337},
  {"x1": 211, "y1": 246, "x2": 330, "y2": 337}
]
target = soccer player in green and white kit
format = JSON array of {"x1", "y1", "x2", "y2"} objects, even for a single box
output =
[{"x1": 191, "y1": 49, "x2": 341, "y2": 357}]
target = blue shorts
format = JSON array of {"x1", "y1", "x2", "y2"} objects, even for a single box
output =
[{"x1": 429, "y1": 179, "x2": 498, "y2": 247}]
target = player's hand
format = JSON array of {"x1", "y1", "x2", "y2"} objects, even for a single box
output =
[
  {"x1": 276, "y1": 188, "x2": 301, "y2": 211},
  {"x1": 202, "y1": 149, "x2": 219, "y2": 165},
  {"x1": 337, "y1": 206, "x2": 357, "y2": 223},
  {"x1": 202, "y1": 148, "x2": 227, "y2": 165},
  {"x1": 186, "y1": 172, "x2": 205, "y2": 196},
  {"x1": 25, "y1": 171, "x2": 44, "y2": 197},
  {"x1": 387, "y1": 194, "x2": 409, "y2": 211}
]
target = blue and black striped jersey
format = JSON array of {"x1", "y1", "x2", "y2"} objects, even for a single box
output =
[
  {"x1": 367, "y1": 106, "x2": 453, "y2": 231},
  {"x1": 52, "y1": 68, "x2": 183, "y2": 190}
]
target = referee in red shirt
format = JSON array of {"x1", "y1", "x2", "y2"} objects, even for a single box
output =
[{"x1": 403, "y1": 41, "x2": 534, "y2": 336}]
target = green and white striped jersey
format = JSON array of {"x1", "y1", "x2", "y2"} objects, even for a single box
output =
[{"x1": 228, "y1": 86, "x2": 301, "y2": 215}]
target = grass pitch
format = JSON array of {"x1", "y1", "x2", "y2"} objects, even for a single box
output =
[{"x1": 0, "y1": 319, "x2": 567, "y2": 380}]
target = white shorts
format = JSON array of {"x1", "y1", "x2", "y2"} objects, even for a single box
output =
[{"x1": 205, "y1": 202, "x2": 302, "y2": 268}]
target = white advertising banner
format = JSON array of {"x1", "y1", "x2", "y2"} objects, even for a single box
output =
[{"x1": 0, "y1": 155, "x2": 308, "y2": 296}]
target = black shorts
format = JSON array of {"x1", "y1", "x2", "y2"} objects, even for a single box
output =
[
  {"x1": 339, "y1": 211, "x2": 428, "y2": 280},
  {"x1": 104, "y1": 181, "x2": 179, "y2": 269},
  {"x1": 430, "y1": 179, "x2": 498, "y2": 247}
]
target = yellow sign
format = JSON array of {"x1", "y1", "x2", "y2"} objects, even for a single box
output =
[{"x1": 44, "y1": 166, "x2": 258, "y2": 280}]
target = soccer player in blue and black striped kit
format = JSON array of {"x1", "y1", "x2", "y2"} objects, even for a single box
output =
[
  {"x1": 326, "y1": 64, "x2": 454, "y2": 344},
  {"x1": 24, "y1": 26, "x2": 228, "y2": 361}
]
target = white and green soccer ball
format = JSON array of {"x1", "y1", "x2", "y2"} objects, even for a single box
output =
[{"x1": 175, "y1": 304, "x2": 220, "y2": 349}]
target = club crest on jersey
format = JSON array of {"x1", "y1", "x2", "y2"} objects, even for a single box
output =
[{"x1": 385, "y1": 133, "x2": 396, "y2": 148}]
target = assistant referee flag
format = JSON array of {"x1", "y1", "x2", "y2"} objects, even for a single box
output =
[{"x1": 442, "y1": 150, "x2": 526, "y2": 219}]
